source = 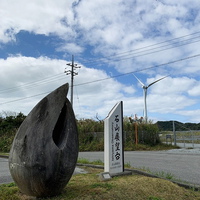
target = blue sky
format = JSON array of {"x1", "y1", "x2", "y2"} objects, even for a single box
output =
[{"x1": 1, "y1": 0, "x2": 200, "y2": 123}]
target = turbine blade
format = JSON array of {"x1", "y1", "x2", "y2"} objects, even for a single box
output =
[
  {"x1": 147, "y1": 75, "x2": 169, "y2": 88},
  {"x1": 132, "y1": 74, "x2": 145, "y2": 87}
]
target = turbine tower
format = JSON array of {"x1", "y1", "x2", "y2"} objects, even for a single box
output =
[{"x1": 133, "y1": 74, "x2": 168, "y2": 123}]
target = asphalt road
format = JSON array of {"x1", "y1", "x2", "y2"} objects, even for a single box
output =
[
  {"x1": 0, "y1": 158, "x2": 13, "y2": 185},
  {"x1": 79, "y1": 149, "x2": 200, "y2": 186},
  {"x1": 1, "y1": 149, "x2": 200, "y2": 186},
  {"x1": 0, "y1": 157, "x2": 86, "y2": 185}
]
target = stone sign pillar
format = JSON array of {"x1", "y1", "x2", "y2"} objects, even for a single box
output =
[{"x1": 104, "y1": 101, "x2": 124, "y2": 174}]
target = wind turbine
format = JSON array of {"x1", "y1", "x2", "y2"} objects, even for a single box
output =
[{"x1": 133, "y1": 74, "x2": 169, "y2": 123}]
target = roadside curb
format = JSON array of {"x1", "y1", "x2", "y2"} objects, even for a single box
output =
[
  {"x1": 0, "y1": 155, "x2": 9, "y2": 159},
  {"x1": 77, "y1": 163, "x2": 200, "y2": 191}
]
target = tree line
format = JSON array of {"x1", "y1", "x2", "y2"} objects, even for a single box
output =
[{"x1": 0, "y1": 112, "x2": 162, "y2": 152}]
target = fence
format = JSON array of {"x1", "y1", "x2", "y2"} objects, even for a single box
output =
[{"x1": 160, "y1": 130, "x2": 200, "y2": 148}]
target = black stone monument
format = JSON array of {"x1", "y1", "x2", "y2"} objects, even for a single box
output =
[{"x1": 9, "y1": 83, "x2": 79, "y2": 197}]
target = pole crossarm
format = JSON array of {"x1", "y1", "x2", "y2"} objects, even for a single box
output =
[{"x1": 64, "y1": 55, "x2": 81, "y2": 107}]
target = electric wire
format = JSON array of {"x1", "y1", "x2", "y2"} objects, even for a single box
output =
[
  {"x1": 86, "y1": 30, "x2": 200, "y2": 60},
  {"x1": 1, "y1": 31, "x2": 200, "y2": 94},
  {"x1": 0, "y1": 73, "x2": 66, "y2": 94},
  {"x1": 107, "y1": 38, "x2": 200, "y2": 63},
  {"x1": 75, "y1": 86, "x2": 83, "y2": 118},
  {"x1": 1, "y1": 53, "x2": 200, "y2": 105},
  {"x1": 82, "y1": 37, "x2": 200, "y2": 66},
  {"x1": 79, "y1": 31, "x2": 200, "y2": 66},
  {"x1": 74, "y1": 53, "x2": 200, "y2": 87},
  {"x1": 0, "y1": 91, "x2": 50, "y2": 105}
]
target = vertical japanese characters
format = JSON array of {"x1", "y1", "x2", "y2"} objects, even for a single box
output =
[{"x1": 114, "y1": 115, "x2": 120, "y2": 160}]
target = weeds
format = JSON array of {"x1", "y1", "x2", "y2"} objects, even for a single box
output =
[
  {"x1": 135, "y1": 166, "x2": 175, "y2": 181},
  {"x1": 124, "y1": 162, "x2": 131, "y2": 168},
  {"x1": 148, "y1": 197, "x2": 163, "y2": 200},
  {"x1": 90, "y1": 182, "x2": 113, "y2": 190},
  {"x1": 154, "y1": 171, "x2": 174, "y2": 180},
  {"x1": 78, "y1": 158, "x2": 104, "y2": 165},
  {"x1": 2, "y1": 167, "x2": 200, "y2": 200},
  {"x1": 78, "y1": 158, "x2": 176, "y2": 183}
]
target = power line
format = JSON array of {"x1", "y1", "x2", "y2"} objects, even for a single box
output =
[
  {"x1": 110, "y1": 37, "x2": 200, "y2": 62},
  {"x1": 0, "y1": 73, "x2": 65, "y2": 94},
  {"x1": 74, "y1": 53, "x2": 200, "y2": 87},
  {"x1": 2, "y1": 31, "x2": 200, "y2": 95},
  {"x1": 79, "y1": 31, "x2": 200, "y2": 66},
  {"x1": 0, "y1": 91, "x2": 50, "y2": 105},
  {"x1": 1, "y1": 52, "x2": 200, "y2": 105},
  {"x1": 109, "y1": 31, "x2": 200, "y2": 56},
  {"x1": 84, "y1": 37, "x2": 200, "y2": 66},
  {"x1": 81, "y1": 31, "x2": 200, "y2": 64},
  {"x1": 3, "y1": 32, "x2": 197, "y2": 95}
]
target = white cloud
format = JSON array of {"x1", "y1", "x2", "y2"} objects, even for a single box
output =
[
  {"x1": 0, "y1": 0, "x2": 76, "y2": 43},
  {"x1": 188, "y1": 82, "x2": 200, "y2": 96},
  {"x1": 0, "y1": 56, "x2": 134, "y2": 119},
  {"x1": 148, "y1": 76, "x2": 197, "y2": 95},
  {"x1": 122, "y1": 86, "x2": 136, "y2": 95},
  {"x1": 176, "y1": 109, "x2": 200, "y2": 123},
  {"x1": 2, "y1": 0, "x2": 200, "y2": 65},
  {"x1": 1, "y1": 1, "x2": 200, "y2": 122},
  {"x1": 132, "y1": 74, "x2": 200, "y2": 122},
  {"x1": 149, "y1": 94, "x2": 196, "y2": 113},
  {"x1": 56, "y1": 43, "x2": 84, "y2": 54}
]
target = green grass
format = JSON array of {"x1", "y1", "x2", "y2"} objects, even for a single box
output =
[
  {"x1": 90, "y1": 182, "x2": 113, "y2": 190},
  {"x1": 78, "y1": 158, "x2": 192, "y2": 186},
  {"x1": 78, "y1": 158, "x2": 131, "y2": 169},
  {"x1": 153, "y1": 171, "x2": 174, "y2": 180},
  {"x1": 78, "y1": 158, "x2": 181, "y2": 184},
  {"x1": 1, "y1": 167, "x2": 200, "y2": 200},
  {"x1": 0, "y1": 182, "x2": 19, "y2": 200},
  {"x1": 136, "y1": 166, "x2": 175, "y2": 180},
  {"x1": 78, "y1": 158, "x2": 104, "y2": 165},
  {"x1": 0, "y1": 152, "x2": 9, "y2": 156},
  {"x1": 148, "y1": 197, "x2": 163, "y2": 200}
]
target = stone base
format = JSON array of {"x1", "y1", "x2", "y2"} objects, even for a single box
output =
[
  {"x1": 110, "y1": 170, "x2": 132, "y2": 177},
  {"x1": 99, "y1": 172, "x2": 112, "y2": 181},
  {"x1": 99, "y1": 170, "x2": 132, "y2": 181}
]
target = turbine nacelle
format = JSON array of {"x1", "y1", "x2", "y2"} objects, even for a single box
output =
[{"x1": 142, "y1": 86, "x2": 148, "y2": 89}]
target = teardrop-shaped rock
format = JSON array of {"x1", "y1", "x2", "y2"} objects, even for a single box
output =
[{"x1": 9, "y1": 83, "x2": 79, "y2": 197}]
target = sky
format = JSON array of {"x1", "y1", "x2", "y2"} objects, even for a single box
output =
[{"x1": 0, "y1": 0, "x2": 200, "y2": 123}]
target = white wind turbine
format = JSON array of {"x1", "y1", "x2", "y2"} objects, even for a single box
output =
[{"x1": 133, "y1": 74, "x2": 169, "y2": 123}]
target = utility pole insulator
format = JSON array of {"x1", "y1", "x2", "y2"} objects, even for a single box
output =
[{"x1": 64, "y1": 55, "x2": 81, "y2": 107}]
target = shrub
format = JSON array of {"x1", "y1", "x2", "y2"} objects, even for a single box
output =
[
  {"x1": 138, "y1": 123, "x2": 161, "y2": 146},
  {"x1": 123, "y1": 119, "x2": 161, "y2": 146}
]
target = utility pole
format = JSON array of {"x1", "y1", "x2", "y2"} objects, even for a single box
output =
[
  {"x1": 173, "y1": 121, "x2": 176, "y2": 146},
  {"x1": 64, "y1": 55, "x2": 81, "y2": 107}
]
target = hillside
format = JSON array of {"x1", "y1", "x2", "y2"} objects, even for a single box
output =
[{"x1": 156, "y1": 121, "x2": 200, "y2": 131}]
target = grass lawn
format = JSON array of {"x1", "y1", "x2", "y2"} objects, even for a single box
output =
[{"x1": 1, "y1": 167, "x2": 200, "y2": 200}]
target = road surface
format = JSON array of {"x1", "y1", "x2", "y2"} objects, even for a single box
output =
[
  {"x1": 0, "y1": 158, "x2": 13, "y2": 184},
  {"x1": 79, "y1": 149, "x2": 200, "y2": 186},
  {"x1": 1, "y1": 149, "x2": 200, "y2": 186},
  {"x1": 0, "y1": 157, "x2": 86, "y2": 185}
]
